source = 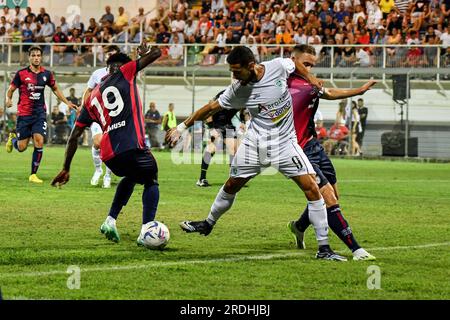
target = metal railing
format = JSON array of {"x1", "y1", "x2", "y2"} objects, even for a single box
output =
[{"x1": 0, "y1": 42, "x2": 448, "y2": 77}]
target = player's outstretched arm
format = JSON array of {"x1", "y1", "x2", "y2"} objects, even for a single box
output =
[
  {"x1": 5, "y1": 85, "x2": 16, "y2": 108},
  {"x1": 322, "y1": 80, "x2": 377, "y2": 100},
  {"x1": 51, "y1": 125, "x2": 85, "y2": 187},
  {"x1": 51, "y1": 84, "x2": 79, "y2": 111},
  {"x1": 136, "y1": 41, "x2": 162, "y2": 71},
  {"x1": 166, "y1": 100, "x2": 223, "y2": 146}
]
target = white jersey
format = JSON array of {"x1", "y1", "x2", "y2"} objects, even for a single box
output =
[
  {"x1": 87, "y1": 67, "x2": 108, "y2": 89},
  {"x1": 87, "y1": 67, "x2": 108, "y2": 134},
  {"x1": 218, "y1": 58, "x2": 296, "y2": 139},
  {"x1": 218, "y1": 58, "x2": 315, "y2": 179}
]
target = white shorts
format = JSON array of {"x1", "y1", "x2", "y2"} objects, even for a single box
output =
[
  {"x1": 90, "y1": 122, "x2": 103, "y2": 137},
  {"x1": 230, "y1": 133, "x2": 315, "y2": 179}
]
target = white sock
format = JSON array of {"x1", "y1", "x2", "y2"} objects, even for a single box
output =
[
  {"x1": 206, "y1": 186, "x2": 236, "y2": 225},
  {"x1": 307, "y1": 198, "x2": 329, "y2": 246},
  {"x1": 105, "y1": 166, "x2": 112, "y2": 177},
  {"x1": 92, "y1": 147, "x2": 102, "y2": 171},
  {"x1": 106, "y1": 216, "x2": 116, "y2": 227}
]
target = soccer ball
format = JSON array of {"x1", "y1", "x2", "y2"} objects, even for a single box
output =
[{"x1": 141, "y1": 221, "x2": 170, "y2": 250}]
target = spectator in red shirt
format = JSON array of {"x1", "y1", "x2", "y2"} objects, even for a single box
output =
[{"x1": 324, "y1": 123, "x2": 350, "y2": 155}]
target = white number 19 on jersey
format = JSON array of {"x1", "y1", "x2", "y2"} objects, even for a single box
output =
[{"x1": 91, "y1": 86, "x2": 124, "y2": 126}]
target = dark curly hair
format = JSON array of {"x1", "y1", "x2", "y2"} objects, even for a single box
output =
[{"x1": 106, "y1": 52, "x2": 132, "y2": 66}]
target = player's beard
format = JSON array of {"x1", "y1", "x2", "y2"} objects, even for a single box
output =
[{"x1": 241, "y1": 70, "x2": 257, "y2": 86}]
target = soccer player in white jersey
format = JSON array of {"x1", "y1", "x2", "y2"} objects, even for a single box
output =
[
  {"x1": 168, "y1": 46, "x2": 346, "y2": 261},
  {"x1": 81, "y1": 45, "x2": 120, "y2": 188}
]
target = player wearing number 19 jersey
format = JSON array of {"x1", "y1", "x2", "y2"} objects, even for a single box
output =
[
  {"x1": 51, "y1": 45, "x2": 162, "y2": 246},
  {"x1": 288, "y1": 45, "x2": 376, "y2": 261}
]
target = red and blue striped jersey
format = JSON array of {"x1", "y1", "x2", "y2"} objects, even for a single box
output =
[
  {"x1": 11, "y1": 66, "x2": 56, "y2": 116},
  {"x1": 76, "y1": 60, "x2": 146, "y2": 161},
  {"x1": 288, "y1": 73, "x2": 323, "y2": 148}
]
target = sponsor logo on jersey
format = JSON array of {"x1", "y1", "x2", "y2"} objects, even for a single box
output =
[
  {"x1": 27, "y1": 83, "x2": 45, "y2": 91},
  {"x1": 266, "y1": 103, "x2": 291, "y2": 123},
  {"x1": 106, "y1": 120, "x2": 126, "y2": 132},
  {"x1": 29, "y1": 92, "x2": 41, "y2": 100}
]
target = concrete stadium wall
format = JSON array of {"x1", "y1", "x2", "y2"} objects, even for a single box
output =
[
  {"x1": 26, "y1": 84, "x2": 450, "y2": 123},
  {"x1": 29, "y1": 0, "x2": 158, "y2": 25}
]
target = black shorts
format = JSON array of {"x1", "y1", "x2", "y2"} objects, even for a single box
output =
[
  {"x1": 303, "y1": 138, "x2": 337, "y2": 188},
  {"x1": 210, "y1": 126, "x2": 237, "y2": 142},
  {"x1": 16, "y1": 114, "x2": 47, "y2": 140},
  {"x1": 105, "y1": 149, "x2": 158, "y2": 185}
]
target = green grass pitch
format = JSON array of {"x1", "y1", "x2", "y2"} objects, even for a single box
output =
[{"x1": 0, "y1": 146, "x2": 449, "y2": 300}]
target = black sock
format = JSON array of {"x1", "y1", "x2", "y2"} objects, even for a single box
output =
[
  {"x1": 31, "y1": 147, "x2": 43, "y2": 174},
  {"x1": 108, "y1": 177, "x2": 136, "y2": 219},
  {"x1": 142, "y1": 183, "x2": 159, "y2": 224},
  {"x1": 327, "y1": 205, "x2": 361, "y2": 252},
  {"x1": 295, "y1": 206, "x2": 311, "y2": 232},
  {"x1": 200, "y1": 151, "x2": 214, "y2": 180}
]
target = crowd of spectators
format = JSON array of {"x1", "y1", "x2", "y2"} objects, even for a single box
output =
[{"x1": 0, "y1": 1, "x2": 449, "y2": 67}]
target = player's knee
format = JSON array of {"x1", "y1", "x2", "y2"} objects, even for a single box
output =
[
  {"x1": 321, "y1": 184, "x2": 338, "y2": 207},
  {"x1": 300, "y1": 175, "x2": 321, "y2": 200},
  {"x1": 17, "y1": 144, "x2": 27, "y2": 152},
  {"x1": 223, "y1": 178, "x2": 246, "y2": 194}
]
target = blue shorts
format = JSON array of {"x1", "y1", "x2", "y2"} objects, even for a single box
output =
[
  {"x1": 105, "y1": 149, "x2": 158, "y2": 185},
  {"x1": 16, "y1": 115, "x2": 47, "y2": 140},
  {"x1": 303, "y1": 138, "x2": 337, "y2": 188}
]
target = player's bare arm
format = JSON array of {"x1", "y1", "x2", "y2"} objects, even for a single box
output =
[
  {"x1": 5, "y1": 85, "x2": 16, "y2": 108},
  {"x1": 321, "y1": 80, "x2": 377, "y2": 100},
  {"x1": 51, "y1": 83, "x2": 79, "y2": 111},
  {"x1": 51, "y1": 125, "x2": 86, "y2": 187},
  {"x1": 166, "y1": 100, "x2": 223, "y2": 146},
  {"x1": 136, "y1": 42, "x2": 162, "y2": 71}
]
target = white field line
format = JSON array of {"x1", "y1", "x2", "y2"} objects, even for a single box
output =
[
  {"x1": 0, "y1": 242, "x2": 448, "y2": 279},
  {"x1": 158, "y1": 178, "x2": 450, "y2": 183}
]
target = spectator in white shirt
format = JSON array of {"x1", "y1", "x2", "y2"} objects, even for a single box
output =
[
  {"x1": 36, "y1": 15, "x2": 55, "y2": 42},
  {"x1": 355, "y1": 48, "x2": 371, "y2": 66},
  {"x1": 168, "y1": 34, "x2": 183, "y2": 63},
  {"x1": 11, "y1": 6, "x2": 25, "y2": 23},
  {"x1": 367, "y1": 2, "x2": 383, "y2": 30},
  {"x1": 407, "y1": 30, "x2": 421, "y2": 45},
  {"x1": 171, "y1": 12, "x2": 186, "y2": 33},
  {"x1": 184, "y1": 18, "x2": 197, "y2": 42},
  {"x1": 440, "y1": 27, "x2": 450, "y2": 48},
  {"x1": 2, "y1": 7, "x2": 12, "y2": 24},
  {"x1": 59, "y1": 16, "x2": 70, "y2": 35},
  {"x1": 0, "y1": 16, "x2": 11, "y2": 34},
  {"x1": 240, "y1": 29, "x2": 253, "y2": 44},
  {"x1": 352, "y1": 5, "x2": 366, "y2": 25},
  {"x1": 271, "y1": 4, "x2": 286, "y2": 24},
  {"x1": 334, "y1": 0, "x2": 353, "y2": 11},
  {"x1": 294, "y1": 27, "x2": 308, "y2": 44},
  {"x1": 211, "y1": 0, "x2": 226, "y2": 15},
  {"x1": 305, "y1": 0, "x2": 319, "y2": 13}
]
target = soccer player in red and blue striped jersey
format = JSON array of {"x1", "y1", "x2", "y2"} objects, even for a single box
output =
[
  {"x1": 287, "y1": 45, "x2": 377, "y2": 260},
  {"x1": 5, "y1": 46, "x2": 78, "y2": 183},
  {"x1": 51, "y1": 43, "x2": 162, "y2": 246}
]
